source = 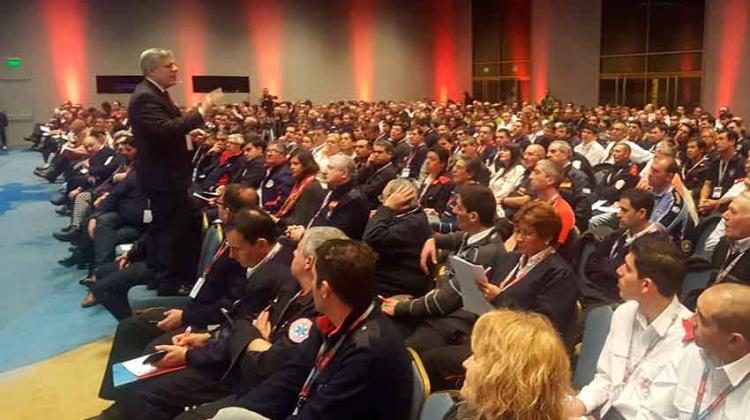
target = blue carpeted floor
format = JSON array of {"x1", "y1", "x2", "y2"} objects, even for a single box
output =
[{"x1": 0, "y1": 148, "x2": 116, "y2": 372}]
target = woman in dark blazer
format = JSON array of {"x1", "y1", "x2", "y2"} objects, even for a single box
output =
[
  {"x1": 418, "y1": 147, "x2": 454, "y2": 214},
  {"x1": 419, "y1": 201, "x2": 579, "y2": 390},
  {"x1": 275, "y1": 148, "x2": 325, "y2": 227}
]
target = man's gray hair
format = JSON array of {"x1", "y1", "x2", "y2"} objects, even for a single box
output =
[
  {"x1": 549, "y1": 140, "x2": 572, "y2": 158},
  {"x1": 535, "y1": 159, "x2": 564, "y2": 184},
  {"x1": 301, "y1": 227, "x2": 348, "y2": 257},
  {"x1": 328, "y1": 154, "x2": 356, "y2": 177},
  {"x1": 139, "y1": 48, "x2": 173, "y2": 74},
  {"x1": 383, "y1": 178, "x2": 419, "y2": 208}
]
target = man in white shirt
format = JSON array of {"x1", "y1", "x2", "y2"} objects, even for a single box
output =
[
  {"x1": 568, "y1": 235, "x2": 693, "y2": 419},
  {"x1": 604, "y1": 122, "x2": 653, "y2": 166},
  {"x1": 575, "y1": 125, "x2": 606, "y2": 166},
  {"x1": 642, "y1": 283, "x2": 750, "y2": 420}
]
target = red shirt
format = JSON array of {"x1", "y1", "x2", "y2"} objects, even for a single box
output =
[{"x1": 551, "y1": 195, "x2": 575, "y2": 244}]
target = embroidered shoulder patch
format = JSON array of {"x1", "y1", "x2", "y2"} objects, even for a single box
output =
[{"x1": 288, "y1": 318, "x2": 313, "y2": 344}]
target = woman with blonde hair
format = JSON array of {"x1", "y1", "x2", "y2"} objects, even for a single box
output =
[{"x1": 445, "y1": 309, "x2": 572, "y2": 420}]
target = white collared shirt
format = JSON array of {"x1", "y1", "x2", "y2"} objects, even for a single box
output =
[
  {"x1": 466, "y1": 227, "x2": 495, "y2": 246},
  {"x1": 577, "y1": 297, "x2": 692, "y2": 418},
  {"x1": 575, "y1": 140, "x2": 606, "y2": 166},
  {"x1": 642, "y1": 345, "x2": 750, "y2": 420}
]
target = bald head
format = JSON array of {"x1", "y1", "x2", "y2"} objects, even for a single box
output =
[{"x1": 701, "y1": 283, "x2": 750, "y2": 340}]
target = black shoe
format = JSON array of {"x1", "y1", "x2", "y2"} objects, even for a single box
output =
[
  {"x1": 55, "y1": 206, "x2": 71, "y2": 216},
  {"x1": 53, "y1": 228, "x2": 80, "y2": 242},
  {"x1": 58, "y1": 253, "x2": 83, "y2": 267},
  {"x1": 60, "y1": 225, "x2": 76, "y2": 233},
  {"x1": 50, "y1": 194, "x2": 67, "y2": 206}
]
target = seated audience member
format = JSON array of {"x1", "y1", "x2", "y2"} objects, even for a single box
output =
[
  {"x1": 389, "y1": 122, "x2": 412, "y2": 171},
  {"x1": 259, "y1": 142, "x2": 294, "y2": 214},
  {"x1": 431, "y1": 156, "x2": 482, "y2": 233},
  {"x1": 237, "y1": 134, "x2": 266, "y2": 189},
  {"x1": 647, "y1": 156, "x2": 689, "y2": 240},
  {"x1": 211, "y1": 240, "x2": 413, "y2": 420},
  {"x1": 417, "y1": 146, "x2": 455, "y2": 215},
  {"x1": 575, "y1": 124, "x2": 606, "y2": 166},
  {"x1": 699, "y1": 131, "x2": 746, "y2": 215},
  {"x1": 603, "y1": 122, "x2": 653, "y2": 166},
  {"x1": 401, "y1": 127, "x2": 428, "y2": 179},
  {"x1": 488, "y1": 143, "x2": 525, "y2": 217},
  {"x1": 275, "y1": 148, "x2": 325, "y2": 228},
  {"x1": 353, "y1": 138, "x2": 371, "y2": 173},
  {"x1": 422, "y1": 201, "x2": 577, "y2": 390},
  {"x1": 105, "y1": 228, "x2": 345, "y2": 420},
  {"x1": 594, "y1": 142, "x2": 640, "y2": 204},
  {"x1": 500, "y1": 143, "x2": 546, "y2": 219},
  {"x1": 476, "y1": 124, "x2": 497, "y2": 167},
  {"x1": 569, "y1": 235, "x2": 692, "y2": 419},
  {"x1": 704, "y1": 191, "x2": 750, "y2": 289},
  {"x1": 363, "y1": 179, "x2": 432, "y2": 298},
  {"x1": 381, "y1": 185, "x2": 504, "y2": 350},
  {"x1": 458, "y1": 135, "x2": 490, "y2": 185},
  {"x1": 527, "y1": 159, "x2": 575, "y2": 246},
  {"x1": 547, "y1": 140, "x2": 593, "y2": 231},
  {"x1": 87, "y1": 184, "x2": 256, "y2": 320},
  {"x1": 682, "y1": 137, "x2": 711, "y2": 203},
  {"x1": 583, "y1": 188, "x2": 663, "y2": 308},
  {"x1": 701, "y1": 168, "x2": 750, "y2": 254},
  {"x1": 313, "y1": 132, "x2": 342, "y2": 182},
  {"x1": 287, "y1": 154, "x2": 370, "y2": 240},
  {"x1": 642, "y1": 283, "x2": 750, "y2": 419},
  {"x1": 95, "y1": 186, "x2": 254, "y2": 404},
  {"x1": 356, "y1": 138, "x2": 398, "y2": 210},
  {"x1": 195, "y1": 133, "x2": 245, "y2": 191},
  {"x1": 445, "y1": 310, "x2": 572, "y2": 420}
]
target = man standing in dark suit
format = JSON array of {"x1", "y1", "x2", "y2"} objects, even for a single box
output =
[
  {"x1": 0, "y1": 110, "x2": 8, "y2": 150},
  {"x1": 129, "y1": 48, "x2": 222, "y2": 294}
]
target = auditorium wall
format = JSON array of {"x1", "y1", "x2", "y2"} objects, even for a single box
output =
[
  {"x1": 703, "y1": 0, "x2": 750, "y2": 118},
  {"x1": 0, "y1": 0, "x2": 471, "y2": 137}
]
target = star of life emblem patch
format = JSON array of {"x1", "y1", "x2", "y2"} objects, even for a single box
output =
[{"x1": 288, "y1": 318, "x2": 313, "y2": 344}]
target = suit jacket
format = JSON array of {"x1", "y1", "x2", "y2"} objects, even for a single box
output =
[
  {"x1": 199, "y1": 152, "x2": 245, "y2": 190},
  {"x1": 87, "y1": 146, "x2": 121, "y2": 185},
  {"x1": 490, "y1": 252, "x2": 580, "y2": 349},
  {"x1": 236, "y1": 156, "x2": 266, "y2": 188},
  {"x1": 363, "y1": 206, "x2": 433, "y2": 297},
  {"x1": 310, "y1": 181, "x2": 370, "y2": 240},
  {"x1": 561, "y1": 164, "x2": 593, "y2": 232},
  {"x1": 418, "y1": 173, "x2": 454, "y2": 214},
  {"x1": 261, "y1": 164, "x2": 295, "y2": 214},
  {"x1": 129, "y1": 79, "x2": 204, "y2": 194},
  {"x1": 356, "y1": 162, "x2": 398, "y2": 210}
]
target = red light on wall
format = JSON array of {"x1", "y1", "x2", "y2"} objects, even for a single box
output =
[
  {"x1": 41, "y1": 0, "x2": 87, "y2": 103},
  {"x1": 176, "y1": 0, "x2": 206, "y2": 106},
  {"x1": 348, "y1": 0, "x2": 374, "y2": 101},
  {"x1": 432, "y1": 0, "x2": 459, "y2": 102},
  {"x1": 247, "y1": 0, "x2": 283, "y2": 98},
  {"x1": 715, "y1": 0, "x2": 748, "y2": 112}
]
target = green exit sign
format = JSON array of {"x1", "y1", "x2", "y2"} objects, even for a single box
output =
[{"x1": 6, "y1": 57, "x2": 22, "y2": 68}]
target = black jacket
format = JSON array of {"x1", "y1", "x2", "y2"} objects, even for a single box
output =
[
  {"x1": 237, "y1": 156, "x2": 266, "y2": 189},
  {"x1": 363, "y1": 206, "x2": 433, "y2": 297},
  {"x1": 198, "y1": 152, "x2": 245, "y2": 190},
  {"x1": 356, "y1": 162, "x2": 398, "y2": 210},
  {"x1": 310, "y1": 181, "x2": 370, "y2": 240},
  {"x1": 280, "y1": 180, "x2": 326, "y2": 228},
  {"x1": 418, "y1": 173, "x2": 454, "y2": 214},
  {"x1": 88, "y1": 146, "x2": 121, "y2": 184},
  {"x1": 393, "y1": 228, "x2": 506, "y2": 339},
  {"x1": 98, "y1": 170, "x2": 148, "y2": 227},
  {"x1": 236, "y1": 307, "x2": 413, "y2": 420},
  {"x1": 129, "y1": 79, "x2": 204, "y2": 194},
  {"x1": 561, "y1": 164, "x2": 593, "y2": 232},
  {"x1": 179, "y1": 243, "x2": 247, "y2": 328},
  {"x1": 595, "y1": 161, "x2": 640, "y2": 204},
  {"x1": 709, "y1": 238, "x2": 750, "y2": 286},
  {"x1": 261, "y1": 164, "x2": 295, "y2": 214},
  {"x1": 489, "y1": 252, "x2": 579, "y2": 349}
]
